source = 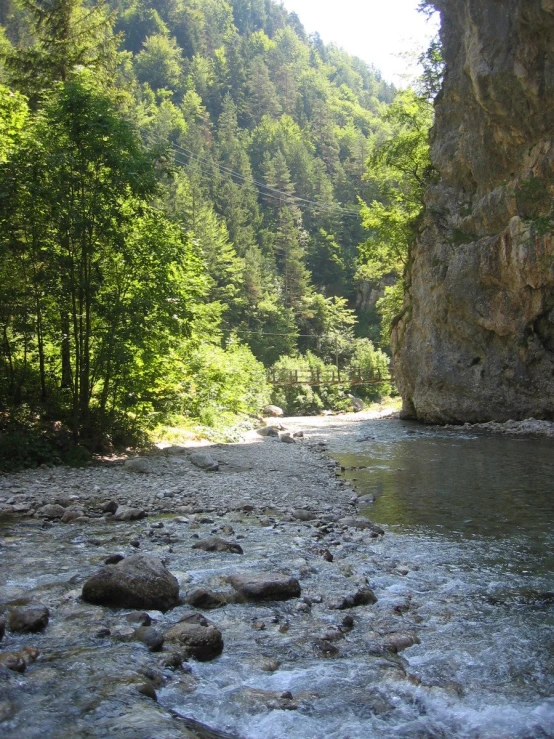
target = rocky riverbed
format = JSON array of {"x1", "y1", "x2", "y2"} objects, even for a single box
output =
[{"x1": 0, "y1": 415, "x2": 428, "y2": 739}]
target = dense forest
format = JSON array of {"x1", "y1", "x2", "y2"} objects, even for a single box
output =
[{"x1": 0, "y1": 0, "x2": 434, "y2": 465}]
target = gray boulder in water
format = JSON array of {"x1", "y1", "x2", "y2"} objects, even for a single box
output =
[
  {"x1": 164, "y1": 613, "x2": 223, "y2": 661},
  {"x1": 82, "y1": 555, "x2": 180, "y2": 612}
]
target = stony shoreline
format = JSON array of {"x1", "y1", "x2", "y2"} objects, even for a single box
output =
[{"x1": 0, "y1": 417, "x2": 419, "y2": 739}]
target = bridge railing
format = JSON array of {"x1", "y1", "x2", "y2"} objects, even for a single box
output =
[{"x1": 266, "y1": 366, "x2": 392, "y2": 387}]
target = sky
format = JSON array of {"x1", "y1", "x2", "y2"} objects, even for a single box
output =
[{"x1": 279, "y1": 0, "x2": 440, "y2": 86}]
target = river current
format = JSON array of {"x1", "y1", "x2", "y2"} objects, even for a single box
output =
[{"x1": 301, "y1": 416, "x2": 554, "y2": 738}]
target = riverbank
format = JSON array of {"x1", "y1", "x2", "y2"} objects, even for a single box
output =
[{"x1": 0, "y1": 411, "x2": 421, "y2": 739}]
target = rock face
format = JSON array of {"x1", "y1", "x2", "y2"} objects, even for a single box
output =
[
  {"x1": 393, "y1": 0, "x2": 554, "y2": 422},
  {"x1": 81, "y1": 555, "x2": 180, "y2": 612}
]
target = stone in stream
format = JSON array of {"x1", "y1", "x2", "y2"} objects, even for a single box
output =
[
  {"x1": 329, "y1": 587, "x2": 377, "y2": 610},
  {"x1": 339, "y1": 516, "x2": 384, "y2": 536},
  {"x1": 81, "y1": 554, "x2": 179, "y2": 612},
  {"x1": 292, "y1": 509, "x2": 315, "y2": 522},
  {"x1": 228, "y1": 574, "x2": 301, "y2": 602},
  {"x1": 38, "y1": 504, "x2": 66, "y2": 519},
  {"x1": 190, "y1": 450, "x2": 219, "y2": 471},
  {"x1": 185, "y1": 588, "x2": 227, "y2": 609},
  {"x1": 136, "y1": 682, "x2": 157, "y2": 701},
  {"x1": 0, "y1": 653, "x2": 26, "y2": 673},
  {"x1": 164, "y1": 613, "x2": 223, "y2": 661},
  {"x1": 192, "y1": 537, "x2": 243, "y2": 554},
  {"x1": 8, "y1": 605, "x2": 49, "y2": 633},
  {"x1": 125, "y1": 611, "x2": 152, "y2": 626},
  {"x1": 61, "y1": 509, "x2": 81, "y2": 523},
  {"x1": 114, "y1": 506, "x2": 146, "y2": 521},
  {"x1": 135, "y1": 626, "x2": 165, "y2": 652},
  {"x1": 385, "y1": 633, "x2": 420, "y2": 653}
]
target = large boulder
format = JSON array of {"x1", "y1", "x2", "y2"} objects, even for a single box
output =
[
  {"x1": 81, "y1": 555, "x2": 179, "y2": 612},
  {"x1": 164, "y1": 613, "x2": 223, "y2": 661},
  {"x1": 228, "y1": 574, "x2": 301, "y2": 602}
]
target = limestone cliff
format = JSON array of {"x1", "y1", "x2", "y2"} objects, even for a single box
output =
[{"x1": 392, "y1": 0, "x2": 554, "y2": 423}]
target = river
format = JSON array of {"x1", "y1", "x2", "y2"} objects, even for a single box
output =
[
  {"x1": 1, "y1": 415, "x2": 553, "y2": 738},
  {"x1": 286, "y1": 415, "x2": 554, "y2": 738}
]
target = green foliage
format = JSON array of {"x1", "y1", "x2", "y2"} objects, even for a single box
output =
[
  {"x1": 357, "y1": 90, "x2": 434, "y2": 345},
  {"x1": 0, "y1": 0, "x2": 408, "y2": 462}
]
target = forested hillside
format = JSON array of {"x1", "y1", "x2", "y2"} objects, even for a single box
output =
[{"x1": 0, "y1": 0, "x2": 428, "y2": 462}]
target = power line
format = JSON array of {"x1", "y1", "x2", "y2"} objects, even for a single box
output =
[
  {"x1": 170, "y1": 140, "x2": 361, "y2": 217},
  {"x1": 144, "y1": 133, "x2": 361, "y2": 219}
]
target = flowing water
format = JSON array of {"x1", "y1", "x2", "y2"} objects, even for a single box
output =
[{"x1": 1, "y1": 418, "x2": 553, "y2": 739}]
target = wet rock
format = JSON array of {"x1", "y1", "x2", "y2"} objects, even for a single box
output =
[
  {"x1": 263, "y1": 405, "x2": 284, "y2": 417},
  {"x1": 259, "y1": 658, "x2": 281, "y2": 672},
  {"x1": 81, "y1": 554, "x2": 180, "y2": 612},
  {"x1": 19, "y1": 646, "x2": 40, "y2": 665},
  {"x1": 61, "y1": 509, "x2": 81, "y2": 523},
  {"x1": 190, "y1": 451, "x2": 219, "y2": 472},
  {"x1": 339, "y1": 516, "x2": 384, "y2": 535},
  {"x1": 105, "y1": 553, "x2": 125, "y2": 565},
  {"x1": 8, "y1": 605, "x2": 49, "y2": 633},
  {"x1": 257, "y1": 426, "x2": 280, "y2": 437},
  {"x1": 111, "y1": 624, "x2": 136, "y2": 641},
  {"x1": 292, "y1": 509, "x2": 315, "y2": 521},
  {"x1": 185, "y1": 588, "x2": 227, "y2": 609},
  {"x1": 329, "y1": 587, "x2": 377, "y2": 610},
  {"x1": 385, "y1": 633, "x2": 420, "y2": 653},
  {"x1": 38, "y1": 504, "x2": 66, "y2": 519},
  {"x1": 234, "y1": 687, "x2": 299, "y2": 712},
  {"x1": 357, "y1": 494, "x2": 376, "y2": 506},
  {"x1": 125, "y1": 611, "x2": 152, "y2": 626},
  {"x1": 192, "y1": 537, "x2": 243, "y2": 554},
  {"x1": 228, "y1": 574, "x2": 301, "y2": 602},
  {"x1": 136, "y1": 682, "x2": 157, "y2": 701},
  {"x1": 135, "y1": 626, "x2": 165, "y2": 652},
  {"x1": 124, "y1": 457, "x2": 152, "y2": 474},
  {"x1": 0, "y1": 616, "x2": 5, "y2": 641},
  {"x1": 312, "y1": 639, "x2": 340, "y2": 658},
  {"x1": 164, "y1": 613, "x2": 223, "y2": 661},
  {"x1": 113, "y1": 505, "x2": 146, "y2": 521},
  {"x1": 159, "y1": 651, "x2": 185, "y2": 670},
  {"x1": 0, "y1": 653, "x2": 26, "y2": 673}
]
